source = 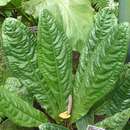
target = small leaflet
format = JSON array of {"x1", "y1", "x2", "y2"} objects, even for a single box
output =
[{"x1": 87, "y1": 125, "x2": 105, "y2": 130}]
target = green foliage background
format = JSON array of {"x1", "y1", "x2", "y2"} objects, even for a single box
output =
[{"x1": 1, "y1": 0, "x2": 130, "y2": 130}]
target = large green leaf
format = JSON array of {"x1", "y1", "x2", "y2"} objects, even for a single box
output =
[
  {"x1": 95, "y1": 64, "x2": 130, "y2": 116},
  {"x1": 39, "y1": 123, "x2": 69, "y2": 130},
  {"x1": 2, "y1": 18, "x2": 46, "y2": 105},
  {"x1": 96, "y1": 108, "x2": 130, "y2": 130},
  {"x1": 0, "y1": 87, "x2": 46, "y2": 127},
  {"x1": 72, "y1": 8, "x2": 129, "y2": 121},
  {"x1": 2, "y1": 17, "x2": 55, "y2": 119},
  {"x1": 22, "y1": 0, "x2": 94, "y2": 52},
  {"x1": 72, "y1": 8, "x2": 117, "y2": 121},
  {"x1": 37, "y1": 9, "x2": 72, "y2": 120}
]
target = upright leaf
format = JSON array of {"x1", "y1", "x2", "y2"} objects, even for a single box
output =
[
  {"x1": 72, "y1": 8, "x2": 129, "y2": 121},
  {"x1": 95, "y1": 64, "x2": 130, "y2": 116},
  {"x1": 0, "y1": 87, "x2": 46, "y2": 127},
  {"x1": 96, "y1": 108, "x2": 130, "y2": 130},
  {"x1": 74, "y1": 8, "x2": 117, "y2": 92},
  {"x1": 90, "y1": 0, "x2": 118, "y2": 14},
  {"x1": 37, "y1": 10, "x2": 72, "y2": 120},
  {"x1": 39, "y1": 123, "x2": 69, "y2": 130},
  {"x1": 2, "y1": 18, "x2": 45, "y2": 104}
]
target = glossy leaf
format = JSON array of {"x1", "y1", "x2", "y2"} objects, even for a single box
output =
[
  {"x1": 96, "y1": 108, "x2": 130, "y2": 130},
  {"x1": 95, "y1": 64, "x2": 130, "y2": 116},
  {"x1": 2, "y1": 18, "x2": 46, "y2": 105},
  {"x1": 37, "y1": 9, "x2": 72, "y2": 120},
  {"x1": 72, "y1": 8, "x2": 117, "y2": 121},
  {"x1": 0, "y1": 87, "x2": 46, "y2": 127},
  {"x1": 72, "y1": 8, "x2": 129, "y2": 121},
  {"x1": 39, "y1": 123, "x2": 69, "y2": 130}
]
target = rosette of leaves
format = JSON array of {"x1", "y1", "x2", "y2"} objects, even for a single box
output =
[{"x1": 0, "y1": 7, "x2": 130, "y2": 130}]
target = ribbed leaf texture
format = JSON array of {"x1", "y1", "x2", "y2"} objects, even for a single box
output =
[
  {"x1": 95, "y1": 64, "x2": 130, "y2": 116},
  {"x1": 4, "y1": 77, "x2": 23, "y2": 93},
  {"x1": 96, "y1": 108, "x2": 130, "y2": 130},
  {"x1": 0, "y1": 87, "x2": 46, "y2": 127},
  {"x1": 37, "y1": 10, "x2": 72, "y2": 120},
  {"x1": 72, "y1": 8, "x2": 129, "y2": 121},
  {"x1": 2, "y1": 18, "x2": 46, "y2": 104},
  {"x1": 2, "y1": 10, "x2": 72, "y2": 122},
  {"x1": 39, "y1": 123, "x2": 69, "y2": 130}
]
